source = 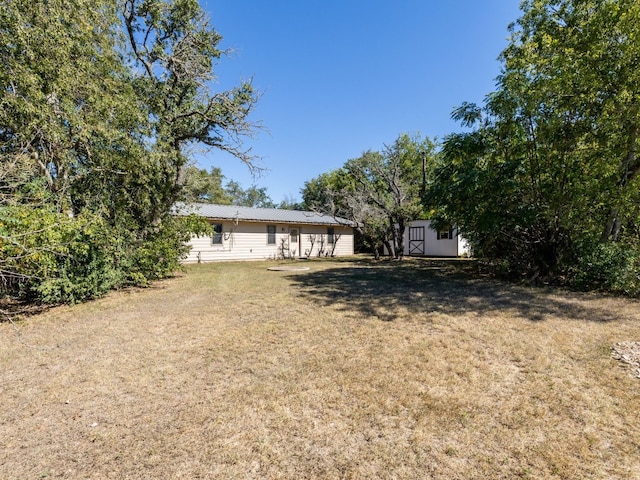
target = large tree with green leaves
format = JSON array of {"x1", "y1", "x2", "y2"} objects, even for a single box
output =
[
  {"x1": 1, "y1": 0, "x2": 259, "y2": 304},
  {"x1": 122, "y1": 0, "x2": 259, "y2": 225},
  {"x1": 181, "y1": 166, "x2": 232, "y2": 204},
  {"x1": 427, "y1": 0, "x2": 640, "y2": 292},
  {"x1": 224, "y1": 181, "x2": 275, "y2": 208},
  {"x1": 180, "y1": 165, "x2": 277, "y2": 207},
  {"x1": 304, "y1": 133, "x2": 436, "y2": 258},
  {"x1": 1, "y1": 0, "x2": 143, "y2": 302}
]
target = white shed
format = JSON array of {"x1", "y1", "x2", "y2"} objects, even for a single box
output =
[
  {"x1": 402, "y1": 220, "x2": 470, "y2": 257},
  {"x1": 175, "y1": 203, "x2": 355, "y2": 262}
]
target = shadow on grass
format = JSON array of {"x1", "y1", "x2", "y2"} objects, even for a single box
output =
[
  {"x1": 0, "y1": 299, "x2": 51, "y2": 323},
  {"x1": 288, "y1": 258, "x2": 620, "y2": 323}
]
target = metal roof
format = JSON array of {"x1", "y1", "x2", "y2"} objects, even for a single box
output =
[{"x1": 174, "y1": 203, "x2": 355, "y2": 226}]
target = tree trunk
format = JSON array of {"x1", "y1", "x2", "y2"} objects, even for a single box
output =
[
  {"x1": 601, "y1": 119, "x2": 638, "y2": 242},
  {"x1": 383, "y1": 239, "x2": 394, "y2": 258},
  {"x1": 601, "y1": 209, "x2": 622, "y2": 243},
  {"x1": 388, "y1": 216, "x2": 399, "y2": 258},
  {"x1": 396, "y1": 219, "x2": 406, "y2": 260}
]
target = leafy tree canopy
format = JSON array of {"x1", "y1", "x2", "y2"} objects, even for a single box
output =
[
  {"x1": 225, "y1": 181, "x2": 275, "y2": 208},
  {"x1": 426, "y1": 0, "x2": 640, "y2": 293},
  {"x1": 303, "y1": 133, "x2": 437, "y2": 259},
  {"x1": 1, "y1": 0, "x2": 259, "y2": 304}
]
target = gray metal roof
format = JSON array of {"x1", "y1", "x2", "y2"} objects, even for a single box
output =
[{"x1": 174, "y1": 203, "x2": 355, "y2": 226}]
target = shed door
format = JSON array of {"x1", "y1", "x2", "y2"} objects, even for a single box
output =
[{"x1": 409, "y1": 226, "x2": 425, "y2": 255}]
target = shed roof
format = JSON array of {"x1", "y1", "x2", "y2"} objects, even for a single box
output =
[{"x1": 174, "y1": 203, "x2": 355, "y2": 227}]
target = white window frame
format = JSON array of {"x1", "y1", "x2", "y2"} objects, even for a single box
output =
[
  {"x1": 267, "y1": 225, "x2": 276, "y2": 245},
  {"x1": 437, "y1": 226, "x2": 454, "y2": 240}
]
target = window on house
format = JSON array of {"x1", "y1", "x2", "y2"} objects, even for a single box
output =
[
  {"x1": 267, "y1": 225, "x2": 276, "y2": 244},
  {"x1": 290, "y1": 228, "x2": 298, "y2": 243},
  {"x1": 212, "y1": 223, "x2": 223, "y2": 244},
  {"x1": 327, "y1": 227, "x2": 335, "y2": 244},
  {"x1": 437, "y1": 226, "x2": 454, "y2": 240}
]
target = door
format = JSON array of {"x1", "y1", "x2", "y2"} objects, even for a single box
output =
[
  {"x1": 409, "y1": 226, "x2": 425, "y2": 255},
  {"x1": 289, "y1": 227, "x2": 301, "y2": 258}
]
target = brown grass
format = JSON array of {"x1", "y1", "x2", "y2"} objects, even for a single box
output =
[{"x1": 1, "y1": 257, "x2": 640, "y2": 479}]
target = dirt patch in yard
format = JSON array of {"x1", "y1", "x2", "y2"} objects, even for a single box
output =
[{"x1": 1, "y1": 258, "x2": 640, "y2": 479}]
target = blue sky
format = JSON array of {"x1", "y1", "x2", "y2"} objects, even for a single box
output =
[{"x1": 197, "y1": 1, "x2": 522, "y2": 204}]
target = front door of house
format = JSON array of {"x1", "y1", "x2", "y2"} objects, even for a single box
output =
[{"x1": 289, "y1": 228, "x2": 301, "y2": 258}]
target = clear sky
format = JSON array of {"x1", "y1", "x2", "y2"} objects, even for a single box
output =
[{"x1": 197, "y1": 1, "x2": 522, "y2": 204}]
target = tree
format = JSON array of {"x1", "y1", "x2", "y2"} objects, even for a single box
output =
[
  {"x1": 303, "y1": 133, "x2": 436, "y2": 259},
  {"x1": 357, "y1": 134, "x2": 435, "y2": 258},
  {"x1": 181, "y1": 166, "x2": 232, "y2": 204},
  {"x1": 303, "y1": 168, "x2": 388, "y2": 257},
  {"x1": 225, "y1": 182, "x2": 275, "y2": 208},
  {"x1": 1, "y1": 0, "x2": 145, "y2": 301},
  {"x1": 1, "y1": 0, "x2": 259, "y2": 303},
  {"x1": 500, "y1": 0, "x2": 640, "y2": 245},
  {"x1": 278, "y1": 195, "x2": 304, "y2": 210},
  {"x1": 427, "y1": 0, "x2": 640, "y2": 292},
  {"x1": 122, "y1": 0, "x2": 260, "y2": 225}
]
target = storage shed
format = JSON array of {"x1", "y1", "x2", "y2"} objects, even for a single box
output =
[{"x1": 403, "y1": 220, "x2": 470, "y2": 257}]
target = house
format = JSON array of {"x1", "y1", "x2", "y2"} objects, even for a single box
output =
[
  {"x1": 175, "y1": 203, "x2": 355, "y2": 262},
  {"x1": 399, "y1": 220, "x2": 470, "y2": 257}
]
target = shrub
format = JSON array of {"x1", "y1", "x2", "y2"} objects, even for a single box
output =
[
  {"x1": 571, "y1": 242, "x2": 640, "y2": 296},
  {"x1": 2, "y1": 204, "x2": 208, "y2": 304}
]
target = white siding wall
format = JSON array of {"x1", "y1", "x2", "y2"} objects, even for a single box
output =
[
  {"x1": 183, "y1": 221, "x2": 354, "y2": 263},
  {"x1": 299, "y1": 225, "x2": 353, "y2": 258}
]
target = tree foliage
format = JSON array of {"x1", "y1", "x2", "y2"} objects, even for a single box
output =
[
  {"x1": 180, "y1": 165, "x2": 277, "y2": 208},
  {"x1": 303, "y1": 133, "x2": 436, "y2": 258},
  {"x1": 224, "y1": 181, "x2": 275, "y2": 208},
  {"x1": 427, "y1": 0, "x2": 640, "y2": 292},
  {"x1": 181, "y1": 166, "x2": 232, "y2": 204},
  {"x1": 122, "y1": 0, "x2": 259, "y2": 223},
  {"x1": 1, "y1": 0, "x2": 258, "y2": 303}
]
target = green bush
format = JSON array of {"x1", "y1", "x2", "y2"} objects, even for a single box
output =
[
  {"x1": 2, "y1": 203, "x2": 206, "y2": 304},
  {"x1": 126, "y1": 216, "x2": 198, "y2": 284},
  {"x1": 572, "y1": 242, "x2": 640, "y2": 296},
  {"x1": 33, "y1": 220, "x2": 125, "y2": 304}
]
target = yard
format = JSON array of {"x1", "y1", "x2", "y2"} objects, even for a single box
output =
[{"x1": 1, "y1": 258, "x2": 639, "y2": 479}]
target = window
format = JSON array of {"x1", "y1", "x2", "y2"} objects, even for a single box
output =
[
  {"x1": 327, "y1": 227, "x2": 335, "y2": 244},
  {"x1": 267, "y1": 225, "x2": 276, "y2": 244},
  {"x1": 290, "y1": 228, "x2": 298, "y2": 242},
  {"x1": 212, "y1": 223, "x2": 223, "y2": 244},
  {"x1": 437, "y1": 226, "x2": 454, "y2": 240}
]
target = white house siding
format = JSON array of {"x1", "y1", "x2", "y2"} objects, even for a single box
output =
[
  {"x1": 299, "y1": 225, "x2": 353, "y2": 258},
  {"x1": 184, "y1": 221, "x2": 354, "y2": 263},
  {"x1": 403, "y1": 220, "x2": 470, "y2": 257}
]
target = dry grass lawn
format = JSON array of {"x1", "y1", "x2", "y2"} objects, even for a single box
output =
[{"x1": 1, "y1": 258, "x2": 640, "y2": 479}]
